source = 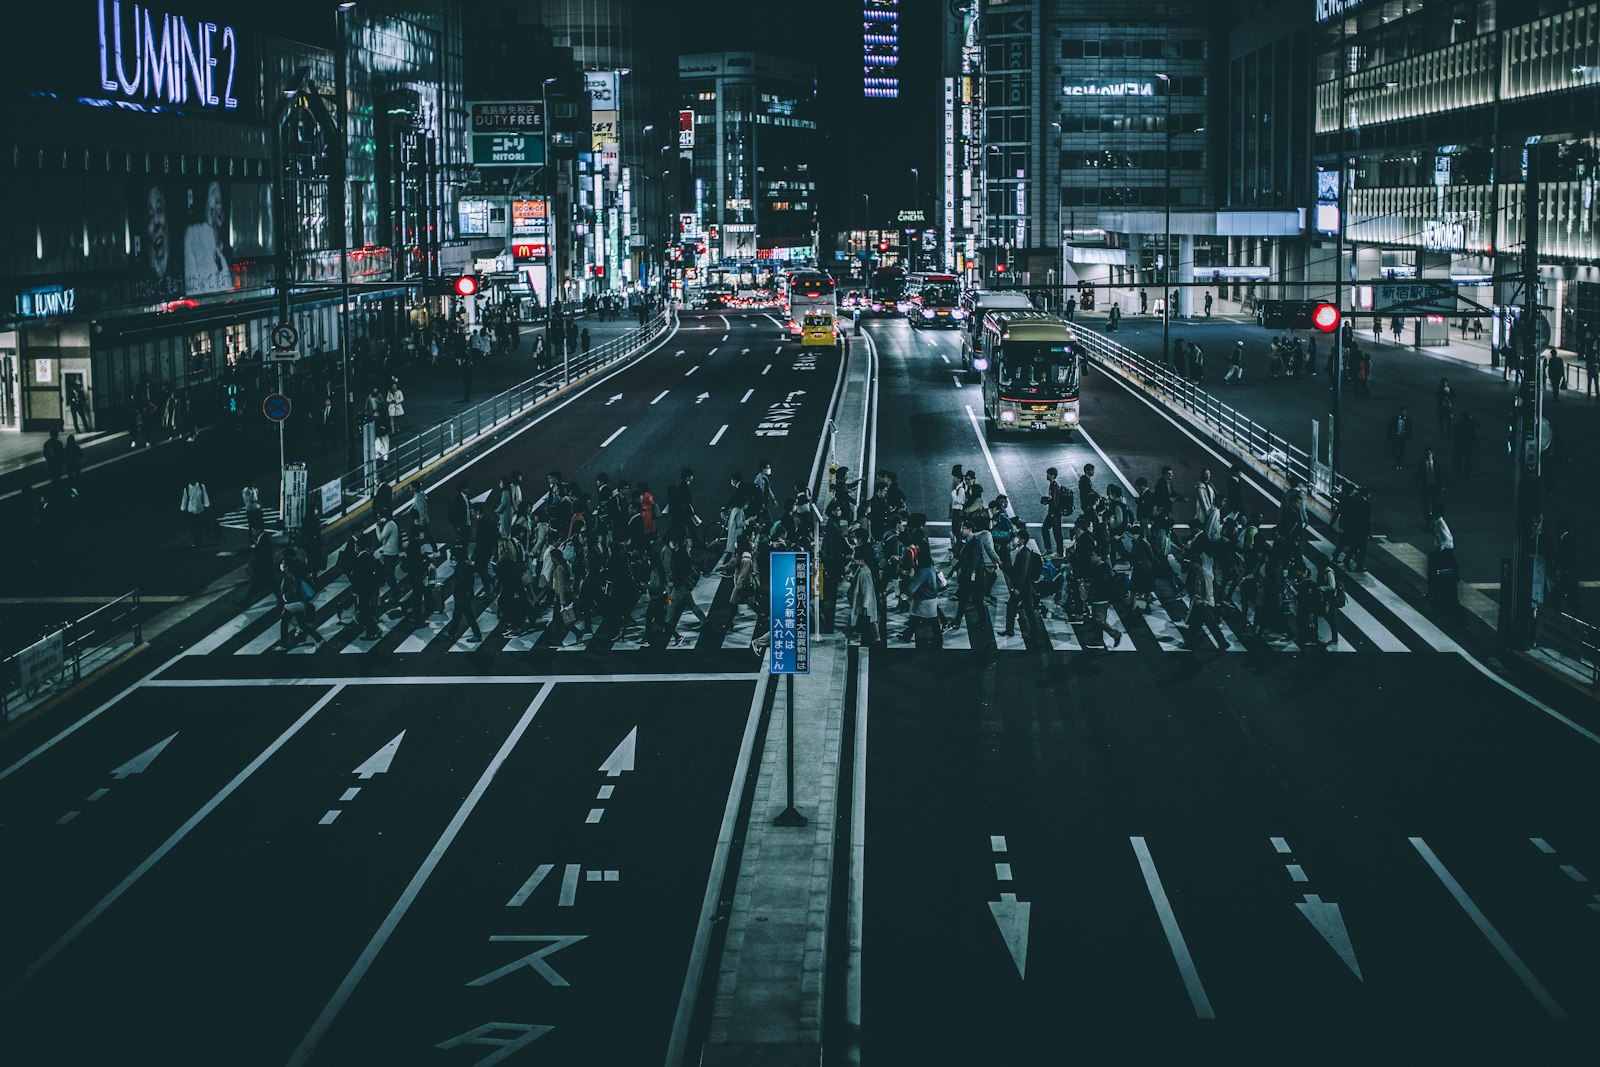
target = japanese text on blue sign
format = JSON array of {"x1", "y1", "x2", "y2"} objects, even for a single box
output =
[{"x1": 769, "y1": 552, "x2": 810, "y2": 675}]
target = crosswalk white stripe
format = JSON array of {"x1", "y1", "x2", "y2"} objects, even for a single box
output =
[
  {"x1": 447, "y1": 609, "x2": 497, "y2": 651},
  {"x1": 1040, "y1": 610, "x2": 1082, "y2": 650},
  {"x1": 188, "y1": 595, "x2": 276, "y2": 655},
  {"x1": 1138, "y1": 599, "x2": 1190, "y2": 650},
  {"x1": 1337, "y1": 595, "x2": 1410, "y2": 652}
]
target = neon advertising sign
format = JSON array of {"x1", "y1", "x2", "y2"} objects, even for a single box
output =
[{"x1": 96, "y1": 1, "x2": 239, "y2": 111}]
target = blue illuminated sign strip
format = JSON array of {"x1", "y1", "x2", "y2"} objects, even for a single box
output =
[
  {"x1": 863, "y1": 0, "x2": 899, "y2": 99},
  {"x1": 769, "y1": 551, "x2": 811, "y2": 675}
]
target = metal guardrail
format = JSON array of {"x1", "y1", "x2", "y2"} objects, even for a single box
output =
[
  {"x1": 1, "y1": 589, "x2": 144, "y2": 723},
  {"x1": 1546, "y1": 611, "x2": 1600, "y2": 688},
  {"x1": 327, "y1": 311, "x2": 673, "y2": 516},
  {"x1": 1072, "y1": 324, "x2": 1356, "y2": 510}
]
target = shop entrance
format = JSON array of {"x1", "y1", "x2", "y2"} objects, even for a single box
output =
[{"x1": 0, "y1": 340, "x2": 18, "y2": 430}]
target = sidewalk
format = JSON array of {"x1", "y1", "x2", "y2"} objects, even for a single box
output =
[
  {"x1": 0, "y1": 312, "x2": 645, "y2": 654},
  {"x1": 1073, "y1": 308, "x2": 1600, "y2": 630}
]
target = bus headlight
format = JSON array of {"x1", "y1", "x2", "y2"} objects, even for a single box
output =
[
  {"x1": 921, "y1": 309, "x2": 935, "y2": 319},
  {"x1": 951, "y1": 308, "x2": 967, "y2": 320},
  {"x1": 999, "y1": 410, "x2": 1017, "y2": 423},
  {"x1": 972, "y1": 357, "x2": 989, "y2": 371},
  {"x1": 1064, "y1": 410, "x2": 1079, "y2": 423}
]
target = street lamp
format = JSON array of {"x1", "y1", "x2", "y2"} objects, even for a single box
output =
[
  {"x1": 1052, "y1": 120, "x2": 1065, "y2": 310},
  {"x1": 1157, "y1": 71, "x2": 1172, "y2": 368}
]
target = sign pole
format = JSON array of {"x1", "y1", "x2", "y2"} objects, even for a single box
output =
[
  {"x1": 769, "y1": 550, "x2": 810, "y2": 828},
  {"x1": 774, "y1": 673, "x2": 806, "y2": 827}
]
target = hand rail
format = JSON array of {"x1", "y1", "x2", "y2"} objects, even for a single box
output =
[
  {"x1": 1071, "y1": 323, "x2": 1357, "y2": 510},
  {"x1": 324, "y1": 310, "x2": 672, "y2": 521},
  {"x1": 1, "y1": 589, "x2": 143, "y2": 723}
]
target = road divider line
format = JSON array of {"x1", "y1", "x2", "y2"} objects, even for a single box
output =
[
  {"x1": 685, "y1": 365, "x2": 700, "y2": 377},
  {"x1": 710, "y1": 425, "x2": 728, "y2": 446},
  {"x1": 651, "y1": 390, "x2": 670, "y2": 405},
  {"x1": 762, "y1": 364, "x2": 772, "y2": 375},
  {"x1": 1131, "y1": 836, "x2": 1215, "y2": 1019},
  {"x1": 1410, "y1": 836, "x2": 1566, "y2": 1017},
  {"x1": 709, "y1": 347, "x2": 719, "y2": 356},
  {"x1": 2, "y1": 684, "x2": 347, "y2": 1004},
  {"x1": 964, "y1": 405, "x2": 1010, "y2": 503},
  {"x1": 740, "y1": 388, "x2": 754, "y2": 403},
  {"x1": 601, "y1": 426, "x2": 627, "y2": 447},
  {"x1": 950, "y1": 373, "x2": 961, "y2": 388},
  {"x1": 940, "y1": 353, "x2": 950, "y2": 364},
  {"x1": 290, "y1": 686, "x2": 555, "y2": 1064}
]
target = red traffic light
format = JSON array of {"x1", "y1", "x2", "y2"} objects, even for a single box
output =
[
  {"x1": 876, "y1": 241, "x2": 889, "y2": 252},
  {"x1": 454, "y1": 275, "x2": 479, "y2": 297},
  {"x1": 994, "y1": 263, "x2": 1007, "y2": 273},
  {"x1": 1312, "y1": 302, "x2": 1340, "y2": 332}
]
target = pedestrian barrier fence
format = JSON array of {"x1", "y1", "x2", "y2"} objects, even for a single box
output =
[
  {"x1": 327, "y1": 311, "x2": 673, "y2": 518},
  {"x1": 1, "y1": 589, "x2": 144, "y2": 723},
  {"x1": 1071, "y1": 325, "x2": 1357, "y2": 510}
]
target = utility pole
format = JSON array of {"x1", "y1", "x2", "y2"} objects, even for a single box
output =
[
  {"x1": 1158, "y1": 72, "x2": 1172, "y2": 365},
  {"x1": 1330, "y1": 24, "x2": 1348, "y2": 478},
  {"x1": 1507, "y1": 146, "x2": 1543, "y2": 648}
]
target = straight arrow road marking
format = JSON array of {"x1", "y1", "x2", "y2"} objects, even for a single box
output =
[
  {"x1": 1296, "y1": 895, "x2": 1364, "y2": 981},
  {"x1": 601, "y1": 426, "x2": 627, "y2": 447},
  {"x1": 605, "y1": 393, "x2": 623, "y2": 406},
  {"x1": 988, "y1": 894, "x2": 1031, "y2": 979},
  {"x1": 673, "y1": 349, "x2": 685, "y2": 356},
  {"x1": 1131, "y1": 836, "x2": 1215, "y2": 1018},
  {"x1": 740, "y1": 347, "x2": 750, "y2": 355},
  {"x1": 354, "y1": 732, "x2": 405, "y2": 779},
  {"x1": 111, "y1": 733, "x2": 178, "y2": 779},
  {"x1": 696, "y1": 392, "x2": 710, "y2": 404},
  {"x1": 1410, "y1": 836, "x2": 1565, "y2": 1017},
  {"x1": 600, "y1": 727, "x2": 637, "y2": 775},
  {"x1": 710, "y1": 425, "x2": 728, "y2": 446},
  {"x1": 651, "y1": 390, "x2": 670, "y2": 404}
]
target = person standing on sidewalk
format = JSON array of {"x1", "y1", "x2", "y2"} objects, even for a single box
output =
[
  {"x1": 42, "y1": 430, "x2": 65, "y2": 486},
  {"x1": 1584, "y1": 341, "x2": 1599, "y2": 399},
  {"x1": 62, "y1": 435, "x2": 82, "y2": 497},
  {"x1": 1387, "y1": 406, "x2": 1412, "y2": 468},
  {"x1": 1435, "y1": 378, "x2": 1454, "y2": 433},
  {"x1": 1415, "y1": 448, "x2": 1446, "y2": 528}
]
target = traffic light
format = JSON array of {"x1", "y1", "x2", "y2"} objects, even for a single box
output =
[
  {"x1": 454, "y1": 275, "x2": 479, "y2": 297},
  {"x1": 1312, "y1": 303, "x2": 1340, "y2": 332},
  {"x1": 876, "y1": 240, "x2": 889, "y2": 253}
]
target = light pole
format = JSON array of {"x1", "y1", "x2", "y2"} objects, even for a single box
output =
[
  {"x1": 335, "y1": 1, "x2": 356, "y2": 465},
  {"x1": 1157, "y1": 71, "x2": 1172, "y2": 367},
  {"x1": 910, "y1": 168, "x2": 919, "y2": 269},
  {"x1": 538, "y1": 77, "x2": 560, "y2": 379},
  {"x1": 1052, "y1": 120, "x2": 1064, "y2": 311}
]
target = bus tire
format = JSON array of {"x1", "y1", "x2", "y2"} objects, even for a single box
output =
[{"x1": 983, "y1": 417, "x2": 996, "y2": 441}]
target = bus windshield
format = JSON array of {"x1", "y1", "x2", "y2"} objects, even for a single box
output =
[
  {"x1": 919, "y1": 284, "x2": 958, "y2": 308},
  {"x1": 998, "y1": 341, "x2": 1079, "y2": 391}
]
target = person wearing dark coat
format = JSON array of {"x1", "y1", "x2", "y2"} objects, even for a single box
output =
[{"x1": 447, "y1": 478, "x2": 472, "y2": 548}]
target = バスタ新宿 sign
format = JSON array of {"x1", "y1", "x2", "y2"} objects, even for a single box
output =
[
  {"x1": 769, "y1": 552, "x2": 811, "y2": 675},
  {"x1": 468, "y1": 101, "x2": 546, "y2": 166}
]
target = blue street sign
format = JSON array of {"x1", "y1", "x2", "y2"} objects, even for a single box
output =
[
  {"x1": 263, "y1": 393, "x2": 292, "y2": 422},
  {"x1": 769, "y1": 551, "x2": 810, "y2": 675}
]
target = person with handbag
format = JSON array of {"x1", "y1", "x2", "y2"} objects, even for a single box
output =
[{"x1": 276, "y1": 561, "x2": 324, "y2": 649}]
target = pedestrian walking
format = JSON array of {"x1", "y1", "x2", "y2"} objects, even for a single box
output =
[
  {"x1": 276, "y1": 561, "x2": 324, "y2": 649},
  {"x1": 1547, "y1": 348, "x2": 1566, "y2": 403},
  {"x1": 180, "y1": 477, "x2": 211, "y2": 547},
  {"x1": 1002, "y1": 524, "x2": 1045, "y2": 640},
  {"x1": 42, "y1": 430, "x2": 65, "y2": 485},
  {"x1": 664, "y1": 535, "x2": 707, "y2": 645},
  {"x1": 1183, "y1": 553, "x2": 1230, "y2": 651},
  {"x1": 1081, "y1": 548, "x2": 1124, "y2": 650},
  {"x1": 1224, "y1": 341, "x2": 1243, "y2": 383},
  {"x1": 1038, "y1": 466, "x2": 1070, "y2": 557},
  {"x1": 444, "y1": 545, "x2": 483, "y2": 643},
  {"x1": 1415, "y1": 448, "x2": 1446, "y2": 527},
  {"x1": 846, "y1": 545, "x2": 882, "y2": 645},
  {"x1": 1387, "y1": 406, "x2": 1412, "y2": 468},
  {"x1": 1435, "y1": 378, "x2": 1454, "y2": 433}
]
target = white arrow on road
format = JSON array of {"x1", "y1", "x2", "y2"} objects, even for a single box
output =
[
  {"x1": 605, "y1": 393, "x2": 623, "y2": 406},
  {"x1": 111, "y1": 733, "x2": 178, "y2": 779},
  {"x1": 740, "y1": 347, "x2": 750, "y2": 355},
  {"x1": 673, "y1": 349, "x2": 685, "y2": 356},
  {"x1": 354, "y1": 732, "x2": 405, "y2": 779},
  {"x1": 600, "y1": 727, "x2": 637, "y2": 776},
  {"x1": 988, "y1": 893, "x2": 1030, "y2": 978},
  {"x1": 1295, "y1": 894, "x2": 1363, "y2": 981},
  {"x1": 695, "y1": 392, "x2": 710, "y2": 404}
]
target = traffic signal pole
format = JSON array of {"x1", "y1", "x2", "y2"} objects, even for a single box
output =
[{"x1": 1507, "y1": 148, "x2": 1543, "y2": 648}]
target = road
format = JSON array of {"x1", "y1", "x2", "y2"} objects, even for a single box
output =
[{"x1": 5, "y1": 311, "x2": 1600, "y2": 1064}]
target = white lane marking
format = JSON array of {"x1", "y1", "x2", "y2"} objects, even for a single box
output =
[
  {"x1": 740, "y1": 388, "x2": 754, "y2": 403},
  {"x1": 143, "y1": 672, "x2": 760, "y2": 687},
  {"x1": 710, "y1": 425, "x2": 728, "y2": 446},
  {"x1": 762, "y1": 364, "x2": 772, "y2": 375},
  {"x1": 685, "y1": 365, "x2": 700, "y2": 377},
  {"x1": 941, "y1": 353, "x2": 950, "y2": 364},
  {"x1": 1271, "y1": 837, "x2": 1292, "y2": 854},
  {"x1": 674, "y1": 349, "x2": 685, "y2": 357},
  {"x1": 719, "y1": 315, "x2": 729, "y2": 331},
  {"x1": 1074, "y1": 424, "x2": 1136, "y2": 496},
  {"x1": 950, "y1": 374, "x2": 961, "y2": 387},
  {"x1": 319, "y1": 810, "x2": 341, "y2": 825},
  {"x1": 1131, "y1": 836, "x2": 1215, "y2": 1019},
  {"x1": 597, "y1": 785, "x2": 614, "y2": 799},
  {"x1": 721, "y1": 334, "x2": 728, "y2": 342},
  {"x1": 601, "y1": 426, "x2": 627, "y2": 447},
  {"x1": 995, "y1": 863, "x2": 1013, "y2": 881},
  {"x1": 773, "y1": 345, "x2": 782, "y2": 354},
  {"x1": 651, "y1": 390, "x2": 670, "y2": 405},
  {"x1": 340, "y1": 787, "x2": 361, "y2": 802},
  {"x1": 963, "y1": 404, "x2": 1009, "y2": 501},
  {"x1": 85, "y1": 787, "x2": 110, "y2": 803},
  {"x1": 188, "y1": 595, "x2": 276, "y2": 655},
  {"x1": 709, "y1": 347, "x2": 720, "y2": 356},
  {"x1": 1561, "y1": 865, "x2": 1588, "y2": 883},
  {"x1": 991, "y1": 836, "x2": 1007, "y2": 852},
  {"x1": 1286, "y1": 864, "x2": 1308, "y2": 882},
  {"x1": 1531, "y1": 837, "x2": 1555, "y2": 854},
  {"x1": 586, "y1": 808, "x2": 604, "y2": 824},
  {"x1": 1410, "y1": 836, "x2": 1566, "y2": 1017},
  {"x1": 56, "y1": 811, "x2": 79, "y2": 825},
  {"x1": 289, "y1": 686, "x2": 554, "y2": 1064},
  {"x1": 3, "y1": 685, "x2": 346, "y2": 1003}
]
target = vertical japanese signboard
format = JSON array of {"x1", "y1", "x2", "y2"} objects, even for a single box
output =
[{"x1": 769, "y1": 552, "x2": 811, "y2": 675}]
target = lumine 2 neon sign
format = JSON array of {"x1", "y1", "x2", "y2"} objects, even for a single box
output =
[{"x1": 96, "y1": 0, "x2": 239, "y2": 111}]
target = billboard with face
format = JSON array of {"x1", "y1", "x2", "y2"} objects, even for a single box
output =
[{"x1": 130, "y1": 178, "x2": 251, "y2": 301}]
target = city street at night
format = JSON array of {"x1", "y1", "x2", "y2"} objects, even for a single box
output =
[{"x1": 4, "y1": 1, "x2": 1600, "y2": 1064}]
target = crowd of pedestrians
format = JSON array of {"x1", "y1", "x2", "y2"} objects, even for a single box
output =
[{"x1": 834, "y1": 460, "x2": 1370, "y2": 655}]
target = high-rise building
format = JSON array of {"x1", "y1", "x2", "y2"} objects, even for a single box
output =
[{"x1": 678, "y1": 53, "x2": 819, "y2": 273}]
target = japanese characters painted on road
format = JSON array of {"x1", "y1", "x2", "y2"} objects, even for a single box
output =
[{"x1": 770, "y1": 551, "x2": 811, "y2": 675}]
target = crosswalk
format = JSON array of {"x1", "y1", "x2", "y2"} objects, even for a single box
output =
[
  {"x1": 185, "y1": 554, "x2": 1417, "y2": 660},
  {"x1": 216, "y1": 505, "x2": 282, "y2": 532}
]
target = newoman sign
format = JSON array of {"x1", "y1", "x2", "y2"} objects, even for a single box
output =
[{"x1": 96, "y1": 0, "x2": 240, "y2": 111}]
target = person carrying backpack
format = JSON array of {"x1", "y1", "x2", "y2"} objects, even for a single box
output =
[{"x1": 277, "y1": 561, "x2": 324, "y2": 649}]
